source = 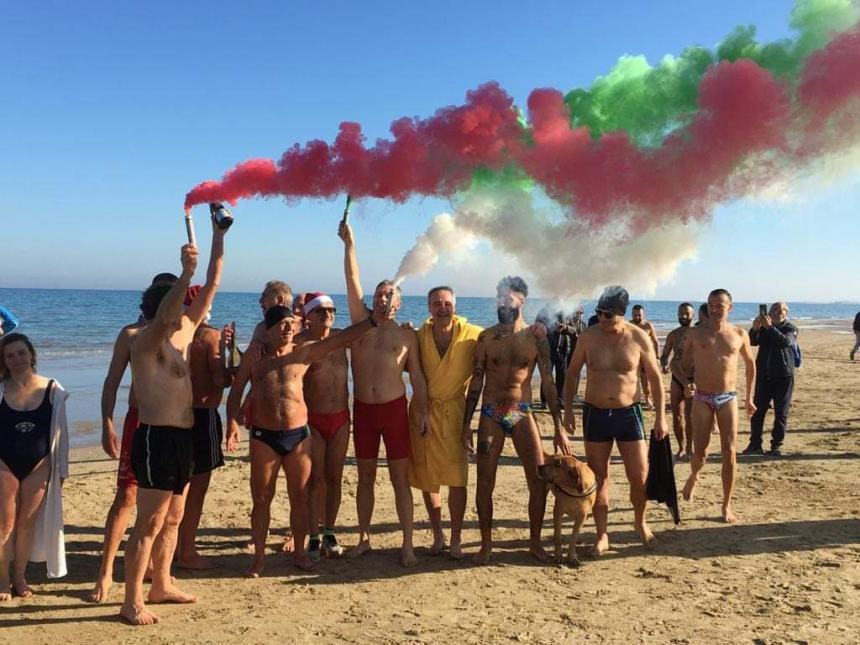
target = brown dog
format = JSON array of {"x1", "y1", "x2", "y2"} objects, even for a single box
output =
[{"x1": 537, "y1": 453, "x2": 597, "y2": 566}]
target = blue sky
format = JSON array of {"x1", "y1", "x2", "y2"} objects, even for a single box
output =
[{"x1": 1, "y1": 1, "x2": 856, "y2": 302}]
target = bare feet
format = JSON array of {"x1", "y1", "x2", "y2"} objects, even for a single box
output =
[
  {"x1": 449, "y1": 540, "x2": 463, "y2": 560},
  {"x1": 176, "y1": 553, "x2": 215, "y2": 570},
  {"x1": 89, "y1": 575, "x2": 112, "y2": 603},
  {"x1": 682, "y1": 474, "x2": 698, "y2": 501},
  {"x1": 674, "y1": 450, "x2": 688, "y2": 461},
  {"x1": 293, "y1": 553, "x2": 316, "y2": 571},
  {"x1": 0, "y1": 581, "x2": 11, "y2": 601},
  {"x1": 428, "y1": 534, "x2": 447, "y2": 555},
  {"x1": 722, "y1": 504, "x2": 738, "y2": 524},
  {"x1": 347, "y1": 539, "x2": 372, "y2": 559},
  {"x1": 245, "y1": 556, "x2": 265, "y2": 578},
  {"x1": 636, "y1": 523, "x2": 657, "y2": 550},
  {"x1": 119, "y1": 602, "x2": 159, "y2": 626},
  {"x1": 528, "y1": 543, "x2": 550, "y2": 562},
  {"x1": 472, "y1": 545, "x2": 492, "y2": 566},
  {"x1": 589, "y1": 534, "x2": 610, "y2": 558},
  {"x1": 280, "y1": 531, "x2": 295, "y2": 554},
  {"x1": 12, "y1": 579, "x2": 33, "y2": 598},
  {"x1": 400, "y1": 546, "x2": 418, "y2": 568},
  {"x1": 148, "y1": 585, "x2": 197, "y2": 604}
]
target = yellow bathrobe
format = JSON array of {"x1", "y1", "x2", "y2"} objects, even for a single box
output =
[{"x1": 409, "y1": 316, "x2": 483, "y2": 493}]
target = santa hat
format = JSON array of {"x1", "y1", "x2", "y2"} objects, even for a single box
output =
[
  {"x1": 304, "y1": 292, "x2": 335, "y2": 316},
  {"x1": 184, "y1": 285, "x2": 203, "y2": 307}
]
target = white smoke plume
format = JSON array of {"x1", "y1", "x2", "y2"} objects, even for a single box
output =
[
  {"x1": 393, "y1": 186, "x2": 700, "y2": 299},
  {"x1": 393, "y1": 213, "x2": 476, "y2": 286}
]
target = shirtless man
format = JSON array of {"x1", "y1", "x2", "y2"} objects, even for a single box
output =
[
  {"x1": 630, "y1": 305, "x2": 660, "y2": 409},
  {"x1": 462, "y1": 276, "x2": 570, "y2": 565},
  {"x1": 226, "y1": 304, "x2": 385, "y2": 575},
  {"x1": 660, "y1": 303, "x2": 695, "y2": 459},
  {"x1": 176, "y1": 292, "x2": 234, "y2": 569},
  {"x1": 121, "y1": 216, "x2": 228, "y2": 626},
  {"x1": 90, "y1": 273, "x2": 177, "y2": 603},
  {"x1": 339, "y1": 222, "x2": 428, "y2": 567},
  {"x1": 679, "y1": 289, "x2": 756, "y2": 524},
  {"x1": 563, "y1": 286, "x2": 667, "y2": 556},
  {"x1": 297, "y1": 292, "x2": 350, "y2": 562}
]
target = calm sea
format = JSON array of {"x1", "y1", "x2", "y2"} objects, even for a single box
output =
[{"x1": 1, "y1": 288, "x2": 857, "y2": 447}]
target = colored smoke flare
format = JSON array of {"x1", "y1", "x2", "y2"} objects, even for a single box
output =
[{"x1": 185, "y1": 0, "x2": 860, "y2": 296}]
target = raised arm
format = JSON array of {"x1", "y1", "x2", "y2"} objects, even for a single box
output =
[
  {"x1": 100, "y1": 326, "x2": 134, "y2": 458},
  {"x1": 739, "y1": 329, "x2": 757, "y2": 417},
  {"x1": 536, "y1": 335, "x2": 569, "y2": 454},
  {"x1": 186, "y1": 216, "x2": 228, "y2": 328},
  {"x1": 562, "y1": 334, "x2": 587, "y2": 435},
  {"x1": 135, "y1": 245, "x2": 196, "y2": 352},
  {"x1": 461, "y1": 333, "x2": 488, "y2": 454},
  {"x1": 338, "y1": 221, "x2": 369, "y2": 323},
  {"x1": 405, "y1": 331, "x2": 428, "y2": 435},
  {"x1": 0, "y1": 305, "x2": 19, "y2": 335}
]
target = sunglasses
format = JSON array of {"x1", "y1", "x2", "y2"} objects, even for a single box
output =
[
  {"x1": 315, "y1": 307, "x2": 336, "y2": 315},
  {"x1": 594, "y1": 308, "x2": 615, "y2": 319}
]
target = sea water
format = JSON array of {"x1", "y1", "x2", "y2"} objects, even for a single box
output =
[{"x1": 1, "y1": 288, "x2": 857, "y2": 447}]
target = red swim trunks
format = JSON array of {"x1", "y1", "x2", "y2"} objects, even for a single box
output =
[
  {"x1": 116, "y1": 406, "x2": 139, "y2": 488},
  {"x1": 308, "y1": 409, "x2": 350, "y2": 442},
  {"x1": 353, "y1": 396, "x2": 410, "y2": 461}
]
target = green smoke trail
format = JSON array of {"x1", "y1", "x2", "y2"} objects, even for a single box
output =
[{"x1": 563, "y1": 0, "x2": 859, "y2": 143}]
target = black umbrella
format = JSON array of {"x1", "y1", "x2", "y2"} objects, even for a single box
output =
[{"x1": 646, "y1": 434, "x2": 681, "y2": 524}]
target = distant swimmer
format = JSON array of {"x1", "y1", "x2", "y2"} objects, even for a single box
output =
[
  {"x1": 90, "y1": 273, "x2": 177, "y2": 603},
  {"x1": 660, "y1": 303, "x2": 695, "y2": 460},
  {"x1": 679, "y1": 289, "x2": 756, "y2": 524},
  {"x1": 339, "y1": 221, "x2": 428, "y2": 567},
  {"x1": 120, "y1": 215, "x2": 229, "y2": 626},
  {"x1": 463, "y1": 276, "x2": 570, "y2": 565},
  {"x1": 297, "y1": 292, "x2": 351, "y2": 562},
  {"x1": 176, "y1": 288, "x2": 235, "y2": 569},
  {"x1": 630, "y1": 305, "x2": 660, "y2": 410},
  {"x1": 563, "y1": 286, "x2": 667, "y2": 556},
  {"x1": 226, "y1": 304, "x2": 385, "y2": 576}
]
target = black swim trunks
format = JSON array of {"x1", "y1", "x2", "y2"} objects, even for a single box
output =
[
  {"x1": 191, "y1": 407, "x2": 225, "y2": 475},
  {"x1": 582, "y1": 403, "x2": 645, "y2": 443},
  {"x1": 132, "y1": 424, "x2": 194, "y2": 494},
  {"x1": 671, "y1": 375, "x2": 686, "y2": 391},
  {"x1": 251, "y1": 425, "x2": 310, "y2": 457}
]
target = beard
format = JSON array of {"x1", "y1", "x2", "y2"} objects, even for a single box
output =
[
  {"x1": 679, "y1": 318, "x2": 692, "y2": 327},
  {"x1": 497, "y1": 306, "x2": 520, "y2": 325}
]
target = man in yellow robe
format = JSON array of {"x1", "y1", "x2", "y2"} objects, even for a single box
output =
[{"x1": 409, "y1": 286, "x2": 482, "y2": 559}]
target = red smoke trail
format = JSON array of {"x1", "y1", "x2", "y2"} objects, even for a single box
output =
[
  {"x1": 520, "y1": 60, "x2": 790, "y2": 231},
  {"x1": 184, "y1": 83, "x2": 522, "y2": 209},
  {"x1": 185, "y1": 29, "x2": 860, "y2": 231}
]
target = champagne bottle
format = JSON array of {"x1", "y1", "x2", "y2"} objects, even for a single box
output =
[{"x1": 227, "y1": 321, "x2": 241, "y2": 369}]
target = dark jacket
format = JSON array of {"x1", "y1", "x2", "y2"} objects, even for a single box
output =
[
  {"x1": 750, "y1": 320, "x2": 798, "y2": 380},
  {"x1": 853, "y1": 312, "x2": 860, "y2": 333}
]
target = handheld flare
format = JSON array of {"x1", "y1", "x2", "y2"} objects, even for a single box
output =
[
  {"x1": 184, "y1": 208, "x2": 197, "y2": 247},
  {"x1": 341, "y1": 194, "x2": 352, "y2": 225}
]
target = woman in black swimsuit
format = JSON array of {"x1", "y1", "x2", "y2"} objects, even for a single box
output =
[{"x1": 0, "y1": 333, "x2": 59, "y2": 600}]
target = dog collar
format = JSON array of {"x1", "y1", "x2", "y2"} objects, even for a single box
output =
[{"x1": 552, "y1": 481, "x2": 597, "y2": 498}]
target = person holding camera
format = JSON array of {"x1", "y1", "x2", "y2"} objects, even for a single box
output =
[{"x1": 744, "y1": 302, "x2": 798, "y2": 457}]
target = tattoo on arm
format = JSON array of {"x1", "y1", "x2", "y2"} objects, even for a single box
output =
[{"x1": 536, "y1": 338, "x2": 562, "y2": 427}]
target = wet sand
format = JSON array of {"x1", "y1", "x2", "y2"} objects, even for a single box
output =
[{"x1": 2, "y1": 327, "x2": 859, "y2": 644}]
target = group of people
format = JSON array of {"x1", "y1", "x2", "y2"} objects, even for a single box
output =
[{"x1": 0, "y1": 213, "x2": 806, "y2": 626}]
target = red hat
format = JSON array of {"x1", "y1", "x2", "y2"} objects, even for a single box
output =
[
  {"x1": 184, "y1": 285, "x2": 202, "y2": 307},
  {"x1": 304, "y1": 292, "x2": 334, "y2": 316}
]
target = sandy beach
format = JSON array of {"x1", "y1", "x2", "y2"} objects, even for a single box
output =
[{"x1": 2, "y1": 326, "x2": 858, "y2": 644}]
